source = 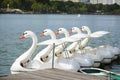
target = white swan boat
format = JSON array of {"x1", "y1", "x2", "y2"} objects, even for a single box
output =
[
  {"x1": 55, "y1": 27, "x2": 94, "y2": 68},
  {"x1": 11, "y1": 31, "x2": 41, "y2": 74},
  {"x1": 79, "y1": 26, "x2": 114, "y2": 64},
  {"x1": 11, "y1": 30, "x2": 80, "y2": 74},
  {"x1": 70, "y1": 26, "x2": 109, "y2": 67},
  {"x1": 37, "y1": 29, "x2": 80, "y2": 71}
]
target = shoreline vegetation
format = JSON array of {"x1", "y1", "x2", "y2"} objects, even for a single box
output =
[{"x1": 0, "y1": 0, "x2": 120, "y2": 15}]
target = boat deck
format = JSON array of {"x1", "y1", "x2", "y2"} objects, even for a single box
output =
[{"x1": 0, "y1": 68, "x2": 107, "y2": 80}]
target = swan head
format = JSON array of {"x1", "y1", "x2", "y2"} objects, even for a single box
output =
[
  {"x1": 81, "y1": 26, "x2": 90, "y2": 32},
  {"x1": 40, "y1": 29, "x2": 56, "y2": 39},
  {"x1": 81, "y1": 26, "x2": 91, "y2": 34},
  {"x1": 55, "y1": 28, "x2": 69, "y2": 37},
  {"x1": 71, "y1": 27, "x2": 82, "y2": 33},
  {"x1": 19, "y1": 31, "x2": 35, "y2": 39},
  {"x1": 55, "y1": 28, "x2": 66, "y2": 34},
  {"x1": 69, "y1": 27, "x2": 82, "y2": 35}
]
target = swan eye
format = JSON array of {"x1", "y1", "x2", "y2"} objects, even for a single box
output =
[
  {"x1": 43, "y1": 31, "x2": 47, "y2": 33},
  {"x1": 59, "y1": 29, "x2": 62, "y2": 31},
  {"x1": 82, "y1": 26, "x2": 85, "y2": 29},
  {"x1": 23, "y1": 32, "x2": 27, "y2": 35}
]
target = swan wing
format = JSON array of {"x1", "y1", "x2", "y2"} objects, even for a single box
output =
[
  {"x1": 69, "y1": 34, "x2": 87, "y2": 41},
  {"x1": 61, "y1": 36, "x2": 85, "y2": 42},
  {"x1": 70, "y1": 34, "x2": 87, "y2": 38},
  {"x1": 37, "y1": 39, "x2": 65, "y2": 45},
  {"x1": 60, "y1": 37, "x2": 78, "y2": 42},
  {"x1": 91, "y1": 31, "x2": 110, "y2": 38}
]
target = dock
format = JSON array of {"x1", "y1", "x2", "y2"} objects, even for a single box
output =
[{"x1": 0, "y1": 68, "x2": 107, "y2": 80}]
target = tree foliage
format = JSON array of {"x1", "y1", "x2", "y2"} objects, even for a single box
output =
[{"x1": 0, "y1": 0, "x2": 120, "y2": 14}]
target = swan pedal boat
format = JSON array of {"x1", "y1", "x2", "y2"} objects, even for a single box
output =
[
  {"x1": 10, "y1": 30, "x2": 80, "y2": 74},
  {"x1": 79, "y1": 68, "x2": 120, "y2": 80}
]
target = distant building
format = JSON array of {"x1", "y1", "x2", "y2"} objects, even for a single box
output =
[
  {"x1": 90, "y1": 0, "x2": 120, "y2": 5},
  {"x1": 50, "y1": 0, "x2": 120, "y2": 5},
  {"x1": 50, "y1": 0, "x2": 89, "y2": 3},
  {"x1": 115, "y1": 0, "x2": 120, "y2": 5},
  {"x1": 78, "y1": 0, "x2": 89, "y2": 3},
  {"x1": 69, "y1": 0, "x2": 89, "y2": 3},
  {"x1": 50, "y1": 0, "x2": 66, "y2": 1}
]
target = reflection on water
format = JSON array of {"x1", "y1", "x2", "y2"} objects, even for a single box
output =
[{"x1": 0, "y1": 14, "x2": 120, "y2": 76}]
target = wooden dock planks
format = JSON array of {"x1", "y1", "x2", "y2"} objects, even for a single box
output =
[{"x1": 0, "y1": 68, "x2": 107, "y2": 80}]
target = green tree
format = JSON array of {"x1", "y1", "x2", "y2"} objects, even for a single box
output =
[
  {"x1": 86, "y1": 4, "x2": 96, "y2": 13},
  {"x1": 96, "y1": 3, "x2": 103, "y2": 11},
  {"x1": 80, "y1": 5, "x2": 87, "y2": 13},
  {"x1": 36, "y1": 0, "x2": 49, "y2": 4},
  {"x1": 19, "y1": 0, "x2": 36, "y2": 10},
  {"x1": 1, "y1": 0, "x2": 10, "y2": 8},
  {"x1": 0, "y1": 0, "x2": 120, "y2": 14},
  {"x1": 31, "y1": 3, "x2": 40, "y2": 12}
]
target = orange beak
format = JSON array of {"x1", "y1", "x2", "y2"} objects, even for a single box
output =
[
  {"x1": 55, "y1": 31, "x2": 60, "y2": 35},
  {"x1": 69, "y1": 29, "x2": 72, "y2": 34},
  {"x1": 40, "y1": 33, "x2": 45, "y2": 37},
  {"x1": 19, "y1": 35, "x2": 25, "y2": 39}
]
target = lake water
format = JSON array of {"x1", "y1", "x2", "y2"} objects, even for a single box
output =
[{"x1": 0, "y1": 14, "x2": 120, "y2": 76}]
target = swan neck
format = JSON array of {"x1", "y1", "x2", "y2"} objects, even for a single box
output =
[
  {"x1": 11, "y1": 33, "x2": 38, "y2": 72},
  {"x1": 64, "y1": 31, "x2": 69, "y2": 37},
  {"x1": 30, "y1": 35, "x2": 38, "y2": 54},
  {"x1": 18, "y1": 34, "x2": 37, "y2": 62},
  {"x1": 86, "y1": 28, "x2": 91, "y2": 36},
  {"x1": 77, "y1": 29, "x2": 81, "y2": 34},
  {"x1": 50, "y1": 32, "x2": 56, "y2": 39}
]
